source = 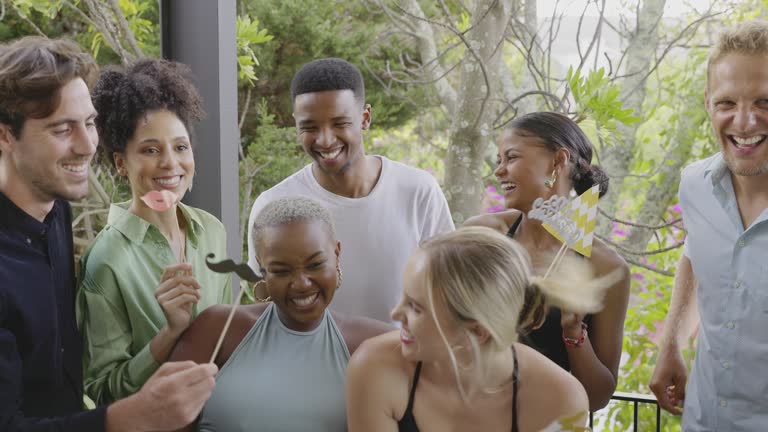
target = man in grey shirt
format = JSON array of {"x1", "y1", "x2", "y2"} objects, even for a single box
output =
[{"x1": 650, "y1": 21, "x2": 768, "y2": 431}]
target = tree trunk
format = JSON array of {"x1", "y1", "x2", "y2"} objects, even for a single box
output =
[
  {"x1": 596, "y1": 0, "x2": 666, "y2": 237},
  {"x1": 443, "y1": 0, "x2": 512, "y2": 223}
]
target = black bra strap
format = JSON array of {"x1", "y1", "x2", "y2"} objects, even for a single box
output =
[
  {"x1": 512, "y1": 345, "x2": 520, "y2": 432},
  {"x1": 506, "y1": 214, "x2": 524, "y2": 238},
  {"x1": 405, "y1": 362, "x2": 423, "y2": 414}
]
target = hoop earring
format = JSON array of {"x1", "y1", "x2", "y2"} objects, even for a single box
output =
[
  {"x1": 252, "y1": 280, "x2": 271, "y2": 303},
  {"x1": 544, "y1": 170, "x2": 557, "y2": 189},
  {"x1": 450, "y1": 344, "x2": 475, "y2": 370}
]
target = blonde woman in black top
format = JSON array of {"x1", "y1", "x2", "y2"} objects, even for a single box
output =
[{"x1": 347, "y1": 227, "x2": 616, "y2": 431}]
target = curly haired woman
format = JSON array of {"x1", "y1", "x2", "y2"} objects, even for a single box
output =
[{"x1": 76, "y1": 58, "x2": 231, "y2": 404}]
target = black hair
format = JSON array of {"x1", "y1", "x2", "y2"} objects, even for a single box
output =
[
  {"x1": 290, "y1": 58, "x2": 365, "y2": 104},
  {"x1": 91, "y1": 58, "x2": 204, "y2": 168},
  {"x1": 507, "y1": 112, "x2": 609, "y2": 197}
]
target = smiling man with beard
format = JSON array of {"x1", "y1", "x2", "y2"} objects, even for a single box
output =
[
  {"x1": 649, "y1": 21, "x2": 768, "y2": 432},
  {"x1": 247, "y1": 58, "x2": 454, "y2": 323}
]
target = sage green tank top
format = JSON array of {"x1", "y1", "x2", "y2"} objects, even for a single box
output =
[{"x1": 198, "y1": 303, "x2": 350, "y2": 431}]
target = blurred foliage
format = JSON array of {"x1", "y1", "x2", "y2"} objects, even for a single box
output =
[
  {"x1": 239, "y1": 99, "x2": 308, "y2": 251},
  {"x1": 237, "y1": 0, "x2": 429, "y2": 130},
  {"x1": 567, "y1": 66, "x2": 641, "y2": 129},
  {"x1": 237, "y1": 15, "x2": 274, "y2": 84}
]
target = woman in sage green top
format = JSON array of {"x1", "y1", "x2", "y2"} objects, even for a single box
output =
[
  {"x1": 76, "y1": 59, "x2": 231, "y2": 404},
  {"x1": 169, "y1": 196, "x2": 391, "y2": 432}
]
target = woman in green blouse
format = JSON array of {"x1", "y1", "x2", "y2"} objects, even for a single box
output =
[{"x1": 76, "y1": 59, "x2": 231, "y2": 404}]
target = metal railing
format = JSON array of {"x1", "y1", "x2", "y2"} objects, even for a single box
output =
[{"x1": 589, "y1": 391, "x2": 661, "y2": 432}]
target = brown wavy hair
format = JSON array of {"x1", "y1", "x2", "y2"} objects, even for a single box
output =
[{"x1": 0, "y1": 36, "x2": 98, "y2": 138}]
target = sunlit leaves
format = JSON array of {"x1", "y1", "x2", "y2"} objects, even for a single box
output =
[{"x1": 236, "y1": 15, "x2": 273, "y2": 85}]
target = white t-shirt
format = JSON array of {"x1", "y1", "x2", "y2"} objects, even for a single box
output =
[{"x1": 247, "y1": 156, "x2": 455, "y2": 322}]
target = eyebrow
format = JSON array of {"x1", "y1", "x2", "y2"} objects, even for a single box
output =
[
  {"x1": 498, "y1": 148, "x2": 518, "y2": 158},
  {"x1": 267, "y1": 251, "x2": 324, "y2": 266},
  {"x1": 404, "y1": 293, "x2": 424, "y2": 307},
  {"x1": 297, "y1": 116, "x2": 352, "y2": 127},
  {"x1": 139, "y1": 136, "x2": 190, "y2": 144},
  {"x1": 44, "y1": 112, "x2": 97, "y2": 129}
]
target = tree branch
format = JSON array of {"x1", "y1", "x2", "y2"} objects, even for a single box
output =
[
  {"x1": 598, "y1": 234, "x2": 685, "y2": 257},
  {"x1": 108, "y1": 0, "x2": 143, "y2": 57},
  {"x1": 387, "y1": 0, "x2": 459, "y2": 114},
  {"x1": 624, "y1": 257, "x2": 675, "y2": 277},
  {"x1": 598, "y1": 206, "x2": 683, "y2": 230},
  {"x1": 9, "y1": 4, "x2": 46, "y2": 36}
]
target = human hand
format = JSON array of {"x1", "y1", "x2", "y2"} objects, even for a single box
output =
[
  {"x1": 560, "y1": 311, "x2": 585, "y2": 340},
  {"x1": 649, "y1": 345, "x2": 687, "y2": 415},
  {"x1": 108, "y1": 361, "x2": 218, "y2": 432},
  {"x1": 156, "y1": 263, "x2": 201, "y2": 335}
]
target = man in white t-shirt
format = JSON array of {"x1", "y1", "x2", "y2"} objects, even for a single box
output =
[{"x1": 247, "y1": 58, "x2": 454, "y2": 322}]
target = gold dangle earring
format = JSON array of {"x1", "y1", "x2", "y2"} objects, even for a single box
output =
[
  {"x1": 336, "y1": 262, "x2": 343, "y2": 289},
  {"x1": 544, "y1": 169, "x2": 557, "y2": 189},
  {"x1": 252, "y1": 280, "x2": 271, "y2": 303}
]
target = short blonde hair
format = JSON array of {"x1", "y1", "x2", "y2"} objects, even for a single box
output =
[
  {"x1": 251, "y1": 196, "x2": 336, "y2": 257},
  {"x1": 420, "y1": 227, "x2": 614, "y2": 399},
  {"x1": 708, "y1": 21, "x2": 768, "y2": 81}
]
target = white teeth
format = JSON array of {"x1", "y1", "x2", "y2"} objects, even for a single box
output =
[
  {"x1": 62, "y1": 164, "x2": 87, "y2": 173},
  {"x1": 732, "y1": 135, "x2": 765, "y2": 146},
  {"x1": 292, "y1": 293, "x2": 319, "y2": 307},
  {"x1": 500, "y1": 182, "x2": 515, "y2": 191},
  {"x1": 155, "y1": 176, "x2": 181, "y2": 185},
  {"x1": 319, "y1": 148, "x2": 343, "y2": 159}
]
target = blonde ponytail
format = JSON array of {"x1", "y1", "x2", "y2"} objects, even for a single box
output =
[
  {"x1": 530, "y1": 254, "x2": 621, "y2": 315},
  {"x1": 417, "y1": 226, "x2": 619, "y2": 401}
]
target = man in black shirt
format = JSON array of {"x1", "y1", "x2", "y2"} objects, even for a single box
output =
[{"x1": 0, "y1": 36, "x2": 218, "y2": 432}]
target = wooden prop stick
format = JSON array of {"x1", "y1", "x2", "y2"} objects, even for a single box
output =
[
  {"x1": 543, "y1": 242, "x2": 569, "y2": 279},
  {"x1": 209, "y1": 282, "x2": 247, "y2": 364}
]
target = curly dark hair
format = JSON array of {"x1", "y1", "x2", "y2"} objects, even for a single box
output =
[
  {"x1": 507, "y1": 112, "x2": 610, "y2": 198},
  {"x1": 0, "y1": 36, "x2": 98, "y2": 138},
  {"x1": 92, "y1": 58, "x2": 204, "y2": 168},
  {"x1": 290, "y1": 58, "x2": 365, "y2": 104}
]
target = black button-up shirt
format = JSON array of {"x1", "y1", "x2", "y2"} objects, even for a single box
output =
[{"x1": 0, "y1": 191, "x2": 106, "y2": 431}]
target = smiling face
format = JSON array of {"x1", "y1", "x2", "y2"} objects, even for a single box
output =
[
  {"x1": 293, "y1": 89, "x2": 370, "y2": 179},
  {"x1": 0, "y1": 78, "x2": 98, "y2": 208},
  {"x1": 114, "y1": 109, "x2": 194, "y2": 209},
  {"x1": 707, "y1": 53, "x2": 768, "y2": 177},
  {"x1": 391, "y1": 248, "x2": 467, "y2": 363},
  {"x1": 258, "y1": 219, "x2": 341, "y2": 332},
  {"x1": 494, "y1": 128, "x2": 560, "y2": 212}
]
